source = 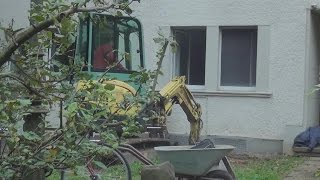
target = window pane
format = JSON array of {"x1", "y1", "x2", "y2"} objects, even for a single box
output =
[
  {"x1": 220, "y1": 28, "x2": 257, "y2": 87},
  {"x1": 75, "y1": 19, "x2": 89, "y2": 70},
  {"x1": 189, "y1": 30, "x2": 206, "y2": 85},
  {"x1": 116, "y1": 19, "x2": 142, "y2": 71},
  {"x1": 92, "y1": 17, "x2": 115, "y2": 71},
  {"x1": 130, "y1": 32, "x2": 141, "y2": 70},
  {"x1": 175, "y1": 31, "x2": 189, "y2": 78},
  {"x1": 117, "y1": 32, "x2": 126, "y2": 68},
  {"x1": 91, "y1": 15, "x2": 143, "y2": 72},
  {"x1": 173, "y1": 28, "x2": 206, "y2": 85}
]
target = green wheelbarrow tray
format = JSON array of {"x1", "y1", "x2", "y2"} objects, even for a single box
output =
[{"x1": 154, "y1": 145, "x2": 235, "y2": 176}]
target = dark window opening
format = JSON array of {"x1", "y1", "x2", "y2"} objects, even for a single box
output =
[{"x1": 173, "y1": 27, "x2": 206, "y2": 85}]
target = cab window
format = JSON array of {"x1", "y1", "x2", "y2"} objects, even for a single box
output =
[{"x1": 91, "y1": 14, "x2": 143, "y2": 72}]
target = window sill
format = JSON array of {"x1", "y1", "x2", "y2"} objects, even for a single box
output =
[
  {"x1": 186, "y1": 85, "x2": 206, "y2": 90},
  {"x1": 191, "y1": 90, "x2": 272, "y2": 98}
]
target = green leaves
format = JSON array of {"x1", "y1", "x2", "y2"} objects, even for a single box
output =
[
  {"x1": 116, "y1": 11, "x2": 124, "y2": 17},
  {"x1": 18, "y1": 99, "x2": 32, "y2": 107},
  {"x1": 92, "y1": 160, "x2": 107, "y2": 170},
  {"x1": 72, "y1": 0, "x2": 87, "y2": 4},
  {"x1": 104, "y1": 83, "x2": 115, "y2": 91},
  {"x1": 0, "y1": 0, "x2": 168, "y2": 179},
  {"x1": 170, "y1": 41, "x2": 179, "y2": 53},
  {"x1": 66, "y1": 102, "x2": 78, "y2": 114},
  {"x1": 31, "y1": 13, "x2": 46, "y2": 22},
  {"x1": 22, "y1": 131, "x2": 41, "y2": 141},
  {"x1": 0, "y1": 166, "x2": 15, "y2": 179},
  {"x1": 153, "y1": 37, "x2": 163, "y2": 44}
]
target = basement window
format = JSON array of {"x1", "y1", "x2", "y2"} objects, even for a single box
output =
[{"x1": 173, "y1": 27, "x2": 206, "y2": 85}]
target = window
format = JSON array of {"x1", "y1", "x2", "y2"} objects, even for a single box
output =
[
  {"x1": 75, "y1": 15, "x2": 143, "y2": 73},
  {"x1": 88, "y1": 14, "x2": 143, "y2": 72},
  {"x1": 220, "y1": 27, "x2": 257, "y2": 88},
  {"x1": 76, "y1": 19, "x2": 89, "y2": 71},
  {"x1": 92, "y1": 18, "x2": 117, "y2": 71},
  {"x1": 173, "y1": 27, "x2": 206, "y2": 85}
]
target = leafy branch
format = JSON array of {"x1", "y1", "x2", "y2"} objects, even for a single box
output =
[
  {"x1": 0, "y1": 0, "x2": 135, "y2": 68},
  {"x1": 0, "y1": 72, "x2": 47, "y2": 99}
]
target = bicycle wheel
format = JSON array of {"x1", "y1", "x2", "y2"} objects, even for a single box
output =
[{"x1": 62, "y1": 144, "x2": 132, "y2": 180}]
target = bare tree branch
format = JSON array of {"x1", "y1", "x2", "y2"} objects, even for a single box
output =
[{"x1": 150, "y1": 39, "x2": 169, "y2": 101}]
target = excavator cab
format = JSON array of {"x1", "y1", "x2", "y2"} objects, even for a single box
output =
[{"x1": 75, "y1": 13, "x2": 144, "y2": 87}]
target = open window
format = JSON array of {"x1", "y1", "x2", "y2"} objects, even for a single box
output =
[{"x1": 172, "y1": 27, "x2": 206, "y2": 86}]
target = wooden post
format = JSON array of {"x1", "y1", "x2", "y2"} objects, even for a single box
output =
[{"x1": 23, "y1": 99, "x2": 48, "y2": 180}]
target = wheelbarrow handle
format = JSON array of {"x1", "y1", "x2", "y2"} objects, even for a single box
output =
[{"x1": 222, "y1": 156, "x2": 236, "y2": 180}]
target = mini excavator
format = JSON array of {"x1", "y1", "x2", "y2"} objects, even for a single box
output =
[{"x1": 74, "y1": 13, "x2": 202, "y2": 144}]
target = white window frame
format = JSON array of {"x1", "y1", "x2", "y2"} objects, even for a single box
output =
[{"x1": 168, "y1": 25, "x2": 270, "y2": 95}]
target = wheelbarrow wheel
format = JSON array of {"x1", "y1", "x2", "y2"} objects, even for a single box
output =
[{"x1": 203, "y1": 170, "x2": 234, "y2": 180}]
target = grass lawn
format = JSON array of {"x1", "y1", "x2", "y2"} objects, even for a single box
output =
[
  {"x1": 46, "y1": 161, "x2": 143, "y2": 180},
  {"x1": 232, "y1": 155, "x2": 304, "y2": 180},
  {"x1": 46, "y1": 155, "x2": 304, "y2": 180}
]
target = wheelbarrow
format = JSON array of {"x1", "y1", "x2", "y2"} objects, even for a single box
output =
[{"x1": 154, "y1": 144, "x2": 236, "y2": 180}]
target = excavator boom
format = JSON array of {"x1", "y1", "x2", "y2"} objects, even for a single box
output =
[{"x1": 158, "y1": 76, "x2": 202, "y2": 144}]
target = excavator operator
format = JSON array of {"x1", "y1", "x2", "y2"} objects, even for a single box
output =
[{"x1": 93, "y1": 39, "x2": 126, "y2": 71}]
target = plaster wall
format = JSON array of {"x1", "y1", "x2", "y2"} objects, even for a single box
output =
[
  {"x1": 282, "y1": 10, "x2": 320, "y2": 154},
  {"x1": 0, "y1": 0, "x2": 30, "y2": 29},
  {"x1": 0, "y1": 0, "x2": 30, "y2": 72},
  {"x1": 132, "y1": 0, "x2": 320, "y2": 148},
  {"x1": 0, "y1": 0, "x2": 30, "y2": 44}
]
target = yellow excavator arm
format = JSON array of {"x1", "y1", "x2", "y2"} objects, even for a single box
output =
[
  {"x1": 158, "y1": 76, "x2": 202, "y2": 144},
  {"x1": 77, "y1": 76, "x2": 203, "y2": 144}
]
